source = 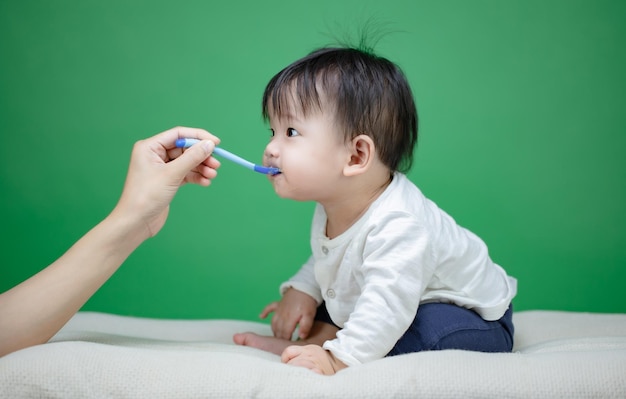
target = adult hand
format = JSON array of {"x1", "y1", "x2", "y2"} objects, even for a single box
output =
[
  {"x1": 113, "y1": 126, "x2": 221, "y2": 240},
  {"x1": 0, "y1": 126, "x2": 220, "y2": 357}
]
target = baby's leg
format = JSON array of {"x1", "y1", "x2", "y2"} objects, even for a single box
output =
[
  {"x1": 386, "y1": 303, "x2": 514, "y2": 356},
  {"x1": 233, "y1": 320, "x2": 339, "y2": 355},
  {"x1": 232, "y1": 333, "x2": 291, "y2": 355}
]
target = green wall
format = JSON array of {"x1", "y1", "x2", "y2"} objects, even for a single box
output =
[{"x1": 1, "y1": 0, "x2": 624, "y2": 320}]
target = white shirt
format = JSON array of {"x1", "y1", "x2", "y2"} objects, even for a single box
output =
[{"x1": 280, "y1": 172, "x2": 517, "y2": 366}]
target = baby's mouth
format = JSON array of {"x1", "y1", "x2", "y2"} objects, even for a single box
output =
[{"x1": 267, "y1": 164, "x2": 281, "y2": 175}]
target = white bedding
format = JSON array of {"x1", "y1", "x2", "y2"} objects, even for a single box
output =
[{"x1": 1, "y1": 310, "x2": 625, "y2": 398}]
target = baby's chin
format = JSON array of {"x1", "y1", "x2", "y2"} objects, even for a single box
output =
[
  {"x1": 272, "y1": 188, "x2": 290, "y2": 199},
  {"x1": 269, "y1": 177, "x2": 312, "y2": 201},
  {"x1": 268, "y1": 181, "x2": 285, "y2": 197},
  {"x1": 270, "y1": 185, "x2": 304, "y2": 201}
]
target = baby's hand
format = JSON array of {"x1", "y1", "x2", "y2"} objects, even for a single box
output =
[
  {"x1": 281, "y1": 344, "x2": 347, "y2": 375},
  {"x1": 260, "y1": 288, "x2": 317, "y2": 340}
]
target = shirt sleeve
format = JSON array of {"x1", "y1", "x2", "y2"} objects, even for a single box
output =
[
  {"x1": 279, "y1": 255, "x2": 323, "y2": 304},
  {"x1": 323, "y1": 213, "x2": 434, "y2": 366}
]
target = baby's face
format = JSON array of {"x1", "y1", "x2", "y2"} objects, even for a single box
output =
[{"x1": 263, "y1": 108, "x2": 349, "y2": 202}]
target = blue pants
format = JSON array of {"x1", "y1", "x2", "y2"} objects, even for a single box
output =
[{"x1": 315, "y1": 302, "x2": 514, "y2": 356}]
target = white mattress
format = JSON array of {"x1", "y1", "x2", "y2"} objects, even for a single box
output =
[{"x1": 1, "y1": 310, "x2": 625, "y2": 398}]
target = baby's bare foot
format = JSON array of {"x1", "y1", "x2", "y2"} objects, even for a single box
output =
[{"x1": 233, "y1": 332, "x2": 298, "y2": 356}]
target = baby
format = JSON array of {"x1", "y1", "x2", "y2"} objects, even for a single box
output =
[{"x1": 234, "y1": 46, "x2": 517, "y2": 375}]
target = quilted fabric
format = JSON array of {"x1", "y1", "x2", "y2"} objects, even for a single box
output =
[{"x1": 1, "y1": 310, "x2": 625, "y2": 398}]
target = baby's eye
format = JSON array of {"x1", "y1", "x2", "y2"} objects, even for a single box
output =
[
  {"x1": 270, "y1": 129, "x2": 275, "y2": 137},
  {"x1": 286, "y1": 127, "x2": 299, "y2": 137}
]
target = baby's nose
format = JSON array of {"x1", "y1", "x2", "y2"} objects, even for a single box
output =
[{"x1": 264, "y1": 141, "x2": 278, "y2": 159}]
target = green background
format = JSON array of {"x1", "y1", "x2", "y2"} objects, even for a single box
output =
[{"x1": 1, "y1": 1, "x2": 624, "y2": 321}]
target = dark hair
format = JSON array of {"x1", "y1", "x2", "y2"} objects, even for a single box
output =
[{"x1": 262, "y1": 47, "x2": 418, "y2": 172}]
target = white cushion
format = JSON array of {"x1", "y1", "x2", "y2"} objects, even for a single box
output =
[{"x1": 1, "y1": 310, "x2": 625, "y2": 398}]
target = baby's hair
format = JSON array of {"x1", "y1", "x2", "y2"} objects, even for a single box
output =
[{"x1": 262, "y1": 44, "x2": 418, "y2": 172}]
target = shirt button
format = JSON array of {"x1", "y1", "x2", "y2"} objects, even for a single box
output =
[
  {"x1": 327, "y1": 289, "x2": 336, "y2": 299},
  {"x1": 321, "y1": 246, "x2": 329, "y2": 255}
]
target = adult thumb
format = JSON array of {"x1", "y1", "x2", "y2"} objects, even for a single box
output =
[{"x1": 170, "y1": 140, "x2": 215, "y2": 179}]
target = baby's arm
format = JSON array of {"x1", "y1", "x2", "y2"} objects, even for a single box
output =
[
  {"x1": 261, "y1": 288, "x2": 318, "y2": 340},
  {"x1": 324, "y1": 217, "x2": 433, "y2": 366}
]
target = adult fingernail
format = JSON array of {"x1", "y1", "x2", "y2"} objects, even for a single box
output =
[{"x1": 202, "y1": 140, "x2": 215, "y2": 153}]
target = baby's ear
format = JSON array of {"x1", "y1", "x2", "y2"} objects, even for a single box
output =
[{"x1": 343, "y1": 135, "x2": 375, "y2": 176}]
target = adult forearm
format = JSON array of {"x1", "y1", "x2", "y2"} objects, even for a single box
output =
[
  {"x1": 0, "y1": 211, "x2": 147, "y2": 357},
  {"x1": 0, "y1": 127, "x2": 220, "y2": 357}
]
